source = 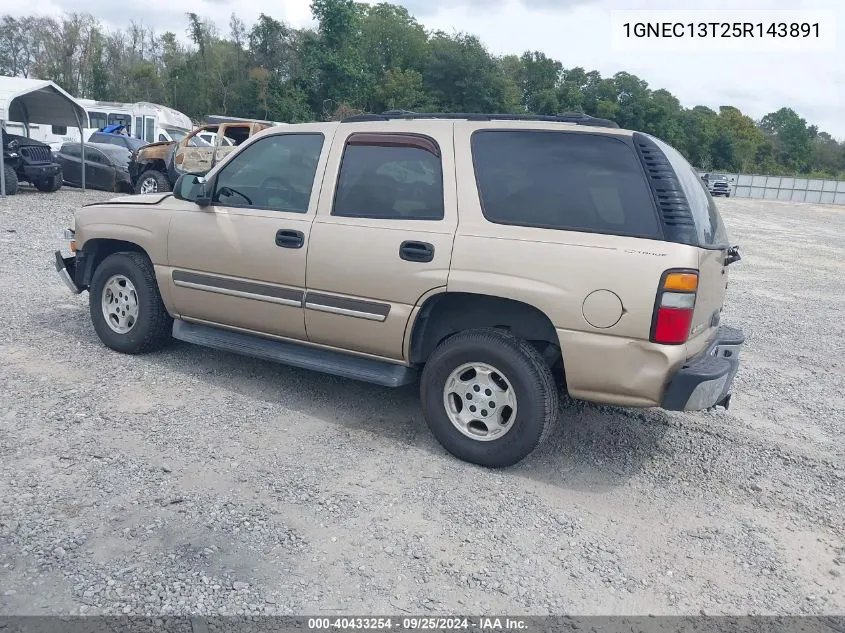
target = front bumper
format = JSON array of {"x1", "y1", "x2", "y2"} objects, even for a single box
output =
[
  {"x1": 22, "y1": 163, "x2": 61, "y2": 180},
  {"x1": 54, "y1": 250, "x2": 82, "y2": 294},
  {"x1": 662, "y1": 325, "x2": 745, "y2": 411}
]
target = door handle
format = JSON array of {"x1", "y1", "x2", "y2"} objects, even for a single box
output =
[
  {"x1": 399, "y1": 240, "x2": 435, "y2": 263},
  {"x1": 275, "y1": 229, "x2": 304, "y2": 249}
]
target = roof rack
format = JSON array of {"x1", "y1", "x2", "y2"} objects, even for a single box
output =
[{"x1": 340, "y1": 110, "x2": 620, "y2": 129}]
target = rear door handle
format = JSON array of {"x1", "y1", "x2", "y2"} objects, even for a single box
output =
[
  {"x1": 275, "y1": 229, "x2": 304, "y2": 249},
  {"x1": 399, "y1": 240, "x2": 434, "y2": 263}
]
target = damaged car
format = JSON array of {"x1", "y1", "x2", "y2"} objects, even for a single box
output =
[
  {"x1": 54, "y1": 142, "x2": 133, "y2": 193},
  {"x1": 128, "y1": 120, "x2": 271, "y2": 194}
]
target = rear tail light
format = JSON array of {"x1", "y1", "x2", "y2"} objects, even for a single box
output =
[{"x1": 651, "y1": 270, "x2": 698, "y2": 345}]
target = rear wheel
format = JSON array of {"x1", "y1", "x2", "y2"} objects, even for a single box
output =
[
  {"x1": 1, "y1": 164, "x2": 18, "y2": 195},
  {"x1": 89, "y1": 252, "x2": 173, "y2": 354},
  {"x1": 420, "y1": 328, "x2": 559, "y2": 468},
  {"x1": 136, "y1": 170, "x2": 171, "y2": 195}
]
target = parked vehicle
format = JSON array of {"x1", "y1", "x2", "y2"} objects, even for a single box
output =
[
  {"x1": 55, "y1": 111, "x2": 745, "y2": 468},
  {"x1": 129, "y1": 119, "x2": 270, "y2": 194},
  {"x1": 2, "y1": 125, "x2": 63, "y2": 195},
  {"x1": 89, "y1": 125, "x2": 147, "y2": 152},
  {"x1": 54, "y1": 142, "x2": 132, "y2": 193},
  {"x1": 702, "y1": 172, "x2": 732, "y2": 197}
]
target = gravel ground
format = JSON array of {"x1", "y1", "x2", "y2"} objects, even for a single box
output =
[{"x1": 0, "y1": 186, "x2": 843, "y2": 617}]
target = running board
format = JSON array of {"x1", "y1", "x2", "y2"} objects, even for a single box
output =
[{"x1": 172, "y1": 320, "x2": 418, "y2": 388}]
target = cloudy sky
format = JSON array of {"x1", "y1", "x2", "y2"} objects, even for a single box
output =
[{"x1": 8, "y1": 0, "x2": 845, "y2": 138}]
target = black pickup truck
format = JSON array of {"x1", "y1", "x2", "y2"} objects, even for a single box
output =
[{"x1": 2, "y1": 128, "x2": 63, "y2": 195}]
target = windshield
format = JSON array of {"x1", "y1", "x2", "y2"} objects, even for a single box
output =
[
  {"x1": 164, "y1": 128, "x2": 188, "y2": 141},
  {"x1": 710, "y1": 174, "x2": 727, "y2": 180},
  {"x1": 188, "y1": 135, "x2": 212, "y2": 147}
]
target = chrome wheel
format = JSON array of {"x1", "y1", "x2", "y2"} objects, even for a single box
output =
[
  {"x1": 443, "y1": 362, "x2": 518, "y2": 441},
  {"x1": 139, "y1": 177, "x2": 158, "y2": 194},
  {"x1": 101, "y1": 274, "x2": 139, "y2": 334}
]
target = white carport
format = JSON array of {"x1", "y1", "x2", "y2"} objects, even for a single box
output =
[{"x1": 0, "y1": 77, "x2": 88, "y2": 197}]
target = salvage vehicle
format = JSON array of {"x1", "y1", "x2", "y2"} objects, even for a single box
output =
[
  {"x1": 1, "y1": 125, "x2": 63, "y2": 195},
  {"x1": 129, "y1": 120, "x2": 270, "y2": 194},
  {"x1": 54, "y1": 142, "x2": 133, "y2": 193},
  {"x1": 55, "y1": 111, "x2": 745, "y2": 468}
]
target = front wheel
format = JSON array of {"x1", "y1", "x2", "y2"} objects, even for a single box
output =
[
  {"x1": 89, "y1": 252, "x2": 173, "y2": 354},
  {"x1": 420, "y1": 328, "x2": 559, "y2": 468},
  {"x1": 2, "y1": 165, "x2": 18, "y2": 195},
  {"x1": 136, "y1": 170, "x2": 171, "y2": 195}
]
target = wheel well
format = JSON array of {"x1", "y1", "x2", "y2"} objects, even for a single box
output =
[
  {"x1": 78, "y1": 239, "x2": 148, "y2": 287},
  {"x1": 409, "y1": 292, "x2": 563, "y2": 372},
  {"x1": 136, "y1": 160, "x2": 167, "y2": 177}
]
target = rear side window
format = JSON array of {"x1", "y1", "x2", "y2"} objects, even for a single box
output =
[
  {"x1": 471, "y1": 130, "x2": 661, "y2": 239},
  {"x1": 649, "y1": 135, "x2": 729, "y2": 248},
  {"x1": 332, "y1": 133, "x2": 444, "y2": 220}
]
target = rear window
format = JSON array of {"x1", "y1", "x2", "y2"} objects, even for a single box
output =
[
  {"x1": 471, "y1": 130, "x2": 661, "y2": 239},
  {"x1": 649, "y1": 136, "x2": 729, "y2": 248}
]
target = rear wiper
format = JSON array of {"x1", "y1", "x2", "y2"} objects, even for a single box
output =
[{"x1": 725, "y1": 245, "x2": 742, "y2": 266}]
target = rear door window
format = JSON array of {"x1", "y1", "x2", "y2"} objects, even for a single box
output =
[
  {"x1": 332, "y1": 133, "x2": 444, "y2": 221},
  {"x1": 471, "y1": 130, "x2": 661, "y2": 239}
]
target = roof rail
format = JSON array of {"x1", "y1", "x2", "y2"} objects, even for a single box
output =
[{"x1": 340, "y1": 110, "x2": 620, "y2": 129}]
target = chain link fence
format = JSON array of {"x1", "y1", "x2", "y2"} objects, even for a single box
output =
[{"x1": 697, "y1": 171, "x2": 845, "y2": 205}]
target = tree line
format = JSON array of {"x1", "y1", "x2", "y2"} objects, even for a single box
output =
[{"x1": 2, "y1": 0, "x2": 843, "y2": 177}]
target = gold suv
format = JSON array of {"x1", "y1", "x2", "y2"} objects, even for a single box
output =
[{"x1": 55, "y1": 111, "x2": 745, "y2": 468}]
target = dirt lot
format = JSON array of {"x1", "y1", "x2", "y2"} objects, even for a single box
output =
[{"x1": 0, "y1": 187, "x2": 842, "y2": 616}]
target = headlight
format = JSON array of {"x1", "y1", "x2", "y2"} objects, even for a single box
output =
[{"x1": 7, "y1": 152, "x2": 18, "y2": 158}]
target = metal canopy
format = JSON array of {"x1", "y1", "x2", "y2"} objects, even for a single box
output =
[{"x1": 1, "y1": 77, "x2": 88, "y2": 197}]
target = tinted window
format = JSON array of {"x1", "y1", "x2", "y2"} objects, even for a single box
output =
[
  {"x1": 52, "y1": 125, "x2": 67, "y2": 135},
  {"x1": 212, "y1": 133, "x2": 324, "y2": 213},
  {"x1": 62, "y1": 144, "x2": 80, "y2": 158},
  {"x1": 471, "y1": 131, "x2": 661, "y2": 238},
  {"x1": 332, "y1": 136, "x2": 444, "y2": 220},
  {"x1": 650, "y1": 135, "x2": 729, "y2": 248},
  {"x1": 87, "y1": 150, "x2": 107, "y2": 164}
]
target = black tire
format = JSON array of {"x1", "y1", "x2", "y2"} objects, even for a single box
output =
[
  {"x1": 34, "y1": 171, "x2": 62, "y2": 192},
  {"x1": 2, "y1": 164, "x2": 18, "y2": 195},
  {"x1": 420, "y1": 328, "x2": 559, "y2": 468},
  {"x1": 89, "y1": 251, "x2": 173, "y2": 354},
  {"x1": 135, "y1": 169, "x2": 171, "y2": 195}
]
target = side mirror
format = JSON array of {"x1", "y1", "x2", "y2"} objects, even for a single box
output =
[{"x1": 173, "y1": 173, "x2": 211, "y2": 207}]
